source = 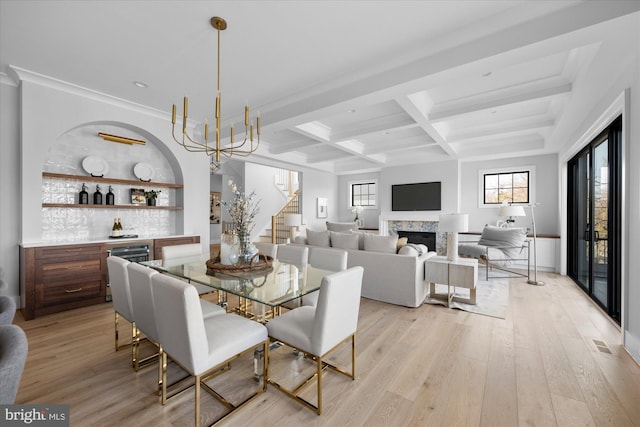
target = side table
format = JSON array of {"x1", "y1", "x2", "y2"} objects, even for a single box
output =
[{"x1": 425, "y1": 256, "x2": 478, "y2": 307}]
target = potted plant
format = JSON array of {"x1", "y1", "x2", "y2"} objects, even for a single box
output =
[{"x1": 144, "y1": 189, "x2": 161, "y2": 206}]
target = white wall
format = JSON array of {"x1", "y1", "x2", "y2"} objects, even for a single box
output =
[
  {"x1": 556, "y1": 12, "x2": 640, "y2": 364},
  {"x1": 460, "y1": 154, "x2": 559, "y2": 234},
  {"x1": 380, "y1": 160, "x2": 460, "y2": 216},
  {"x1": 0, "y1": 78, "x2": 20, "y2": 303}
]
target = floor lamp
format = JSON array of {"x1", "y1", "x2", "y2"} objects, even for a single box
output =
[{"x1": 527, "y1": 203, "x2": 545, "y2": 286}]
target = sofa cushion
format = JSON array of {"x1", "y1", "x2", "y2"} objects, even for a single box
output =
[
  {"x1": 398, "y1": 245, "x2": 419, "y2": 257},
  {"x1": 364, "y1": 234, "x2": 398, "y2": 254},
  {"x1": 306, "y1": 229, "x2": 330, "y2": 247},
  {"x1": 353, "y1": 230, "x2": 367, "y2": 250},
  {"x1": 329, "y1": 231, "x2": 359, "y2": 250},
  {"x1": 477, "y1": 225, "x2": 527, "y2": 258},
  {"x1": 326, "y1": 221, "x2": 359, "y2": 232}
]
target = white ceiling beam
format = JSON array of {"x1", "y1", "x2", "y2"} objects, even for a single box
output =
[
  {"x1": 429, "y1": 82, "x2": 572, "y2": 121},
  {"x1": 449, "y1": 117, "x2": 555, "y2": 142},
  {"x1": 268, "y1": 139, "x2": 318, "y2": 155},
  {"x1": 395, "y1": 95, "x2": 457, "y2": 157}
]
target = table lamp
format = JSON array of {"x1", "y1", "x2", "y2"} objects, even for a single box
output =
[
  {"x1": 439, "y1": 213, "x2": 468, "y2": 261},
  {"x1": 284, "y1": 213, "x2": 302, "y2": 241},
  {"x1": 498, "y1": 204, "x2": 526, "y2": 226}
]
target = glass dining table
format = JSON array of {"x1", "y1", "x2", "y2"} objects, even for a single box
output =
[{"x1": 140, "y1": 256, "x2": 333, "y2": 322}]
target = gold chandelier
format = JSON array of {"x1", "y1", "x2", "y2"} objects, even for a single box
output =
[{"x1": 171, "y1": 16, "x2": 261, "y2": 164}]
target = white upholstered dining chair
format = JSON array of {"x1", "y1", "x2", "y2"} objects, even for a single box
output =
[
  {"x1": 106, "y1": 256, "x2": 137, "y2": 365},
  {"x1": 301, "y1": 247, "x2": 348, "y2": 307},
  {"x1": 253, "y1": 242, "x2": 277, "y2": 259},
  {"x1": 266, "y1": 266, "x2": 364, "y2": 415},
  {"x1": 276, "y1": 244, "x2": 308, "y2": 266},
  {"x1": 151, "y1": 272, "x2": 269, "y2": 426},
  {"x1": 161, "y1": 243, "x2": 217, "y2": 296}
]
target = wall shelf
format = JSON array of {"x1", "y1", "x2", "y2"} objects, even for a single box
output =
[
  {"x1": 42, "y1": 172, "x2": 183, "y2": 189},
  {"x1": 42, "y1": 203, "x2": 183, "y2": 210}
]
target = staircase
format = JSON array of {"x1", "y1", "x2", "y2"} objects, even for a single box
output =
[
  {"x1": 257, "y1": 169, "x2": 301, "y2": 244},
  {"x1": 260, "y1": 191, "x2": 300, "y2": 244}
]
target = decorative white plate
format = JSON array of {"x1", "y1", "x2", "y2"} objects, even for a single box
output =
[
  {"x1": 82, "y1": 156, "x2": 109, "y2": 176},
  {"x1": 133, "y1": 162, "x2": 155, "y2": 181}
]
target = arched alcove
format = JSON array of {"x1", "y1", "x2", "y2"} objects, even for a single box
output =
[{"x1": 41, "y1": 121, "x2": 185, "y2": 241}]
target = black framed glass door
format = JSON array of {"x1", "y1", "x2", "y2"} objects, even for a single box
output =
[{"x1": 567, "y1": 116, "x2": 621, "y2": 323}]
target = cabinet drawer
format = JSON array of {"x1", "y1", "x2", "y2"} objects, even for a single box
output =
[
  {"x1": 41, "y1": 259, "x2": 102, "y2": 282},
  {"x1": 36, "y1": 244, "x2": 104, "y2": 260},
  {"x1": 36, "y1": 280, "x2": 102, "y2": 307}
]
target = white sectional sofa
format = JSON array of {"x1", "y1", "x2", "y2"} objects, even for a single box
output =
[{"x1": 293, "y1": 223, "x2": 437, "y2": 308}]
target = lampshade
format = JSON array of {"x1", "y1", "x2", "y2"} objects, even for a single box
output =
[
  {"x1": 438, "y1": 213, "x2": 469, "y2": 233},
  {"x1": 284, "y1": 213, "x2": 302, "y2": 227},
  {"x1": 498, "y1": 205, "x2": 526, "y2": 217}
]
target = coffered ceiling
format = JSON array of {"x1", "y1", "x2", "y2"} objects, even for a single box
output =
[{"x1": 1, "y1": 1, "x2": 639, "y2": 174}]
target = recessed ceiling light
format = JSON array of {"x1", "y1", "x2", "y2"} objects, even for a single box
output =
[
  {"x1": 482, "y1": 72, "x2": 492, "y2": 77},
  {"x1": 133, "y1": 81, "x2": 148, "y2": 88},
  {"x1": 348, "y1": 109, "x2": 356, "y2": 113},
  {"x1": 491, "y1": 110, "x2": 497, "y2": 114},
  {"x1": 384, "y1": 131, "x2": 390, "y2": 135}
]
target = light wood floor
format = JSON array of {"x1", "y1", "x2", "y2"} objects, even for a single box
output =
[{"x1": 13, "y1": 271, "x2": 640, "y2": 426}]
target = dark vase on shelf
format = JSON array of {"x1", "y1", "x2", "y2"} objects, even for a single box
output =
[
  {"x1": 93, "y1": 185, "x2": 102, "y2": 205},
  {"x1": 147, "y1": 198, "x2": 156, "y2": 206},
  {"x1": 106, "y1": 185, "x2": 115, "y2": 205},
  {"x1": 79, "y1": 183, "x2": 89, "y2": 205}
]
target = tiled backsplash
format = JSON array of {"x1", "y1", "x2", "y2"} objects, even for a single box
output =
[{"x1": 40, "y1": 124, "x2": 178, "y2": 242}]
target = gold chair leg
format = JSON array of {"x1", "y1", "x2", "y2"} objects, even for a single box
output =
[
  {"x1": 316, "y1": 356, "x2": 322, "y2": 415},
  {"x1": 352, "y1": 334, "x2": 356, "y2": 379},
  {"x1": 161, "y1": 351, "x2": 168, "y2": 405},
  {"x1": 131, "y1": 323, "x2": 137, "y2": 368},
  {"x1": 114, "y1": 312, "x2": 119, "y2": 351},
  {"x1": 194, "y1": 374, "x2": 201, "y2": 427},
  {"x1": 158, "y1": 346, "x2": 163, "y2": 396}
]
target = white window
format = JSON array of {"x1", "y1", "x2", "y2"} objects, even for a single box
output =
[
  {"x1": 478, "y1": 166, "x2": 535, "y2": 208},
  {"x1": 349, "y1": 179, "x2": 377, "y2": 208}
]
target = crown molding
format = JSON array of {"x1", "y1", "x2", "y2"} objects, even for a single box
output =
[
  {"x1": 7, "y1": 65, "x2": 198, "y2": 127},
  {"x1": 0, "y1": 72, "x2": 18, "y2": 87}
]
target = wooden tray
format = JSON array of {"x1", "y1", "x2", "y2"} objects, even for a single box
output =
[{"x1": 206, "y1": 254, "x2": 274, "y2": 275}]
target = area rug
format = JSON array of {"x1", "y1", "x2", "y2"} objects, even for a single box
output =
[{"x1": 424, "y1": 278, "x2": 509, "y2": 319}]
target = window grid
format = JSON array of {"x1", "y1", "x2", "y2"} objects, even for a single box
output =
[
  {"x1": 351, "y1": 182, "x2": 376, "y2": 207},
  {"x1": 483, "y1": 171, "x2": 529, "y2": 204}
]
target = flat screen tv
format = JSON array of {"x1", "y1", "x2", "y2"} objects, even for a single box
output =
[{"x1": 392, "y1": 181, "x2": 441, "y2": 211}]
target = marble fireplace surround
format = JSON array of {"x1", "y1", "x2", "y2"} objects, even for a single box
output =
[{"x1": 379, "y1": 212, "x2": 447, "y2": 255}]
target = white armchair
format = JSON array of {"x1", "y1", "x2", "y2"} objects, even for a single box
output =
[{"x1": 266, "y1": 266, "x2": 364, "y2": 415}]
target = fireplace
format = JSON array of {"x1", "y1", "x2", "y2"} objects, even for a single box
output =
[{"x1": 397, "y1": 230, "x2": 436, "y2": 252}]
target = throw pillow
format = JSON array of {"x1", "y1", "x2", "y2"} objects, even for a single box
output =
[
  {"x1": 306, "y1": 229, "x2": 330, "y2": 247},
  {"x1": 398, "y1": 245, "x2": 419, "y2": 257},
  {"x1": 329, "y1": 231, "x2": 359, "y2": 250},
  {"x1": 396, "y1": 237, "x2": 408, "y2": 252},
  {"x1": 364, "y1": 234, "x2": 398, "y2": 254},
  {"x1": 326, "y1": 221, "x2": 359, "y2": 232}
]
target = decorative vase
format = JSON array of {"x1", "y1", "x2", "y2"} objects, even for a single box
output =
[
  {"x1": 220, "y1": 232, "x2": 238, "y2": 265},
  {"x1": 237, "y1": 231, "x2": 252, "y2": 264},
  {"x1": 147, "y1": 198, "x2": 156, "y2": 206}
]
